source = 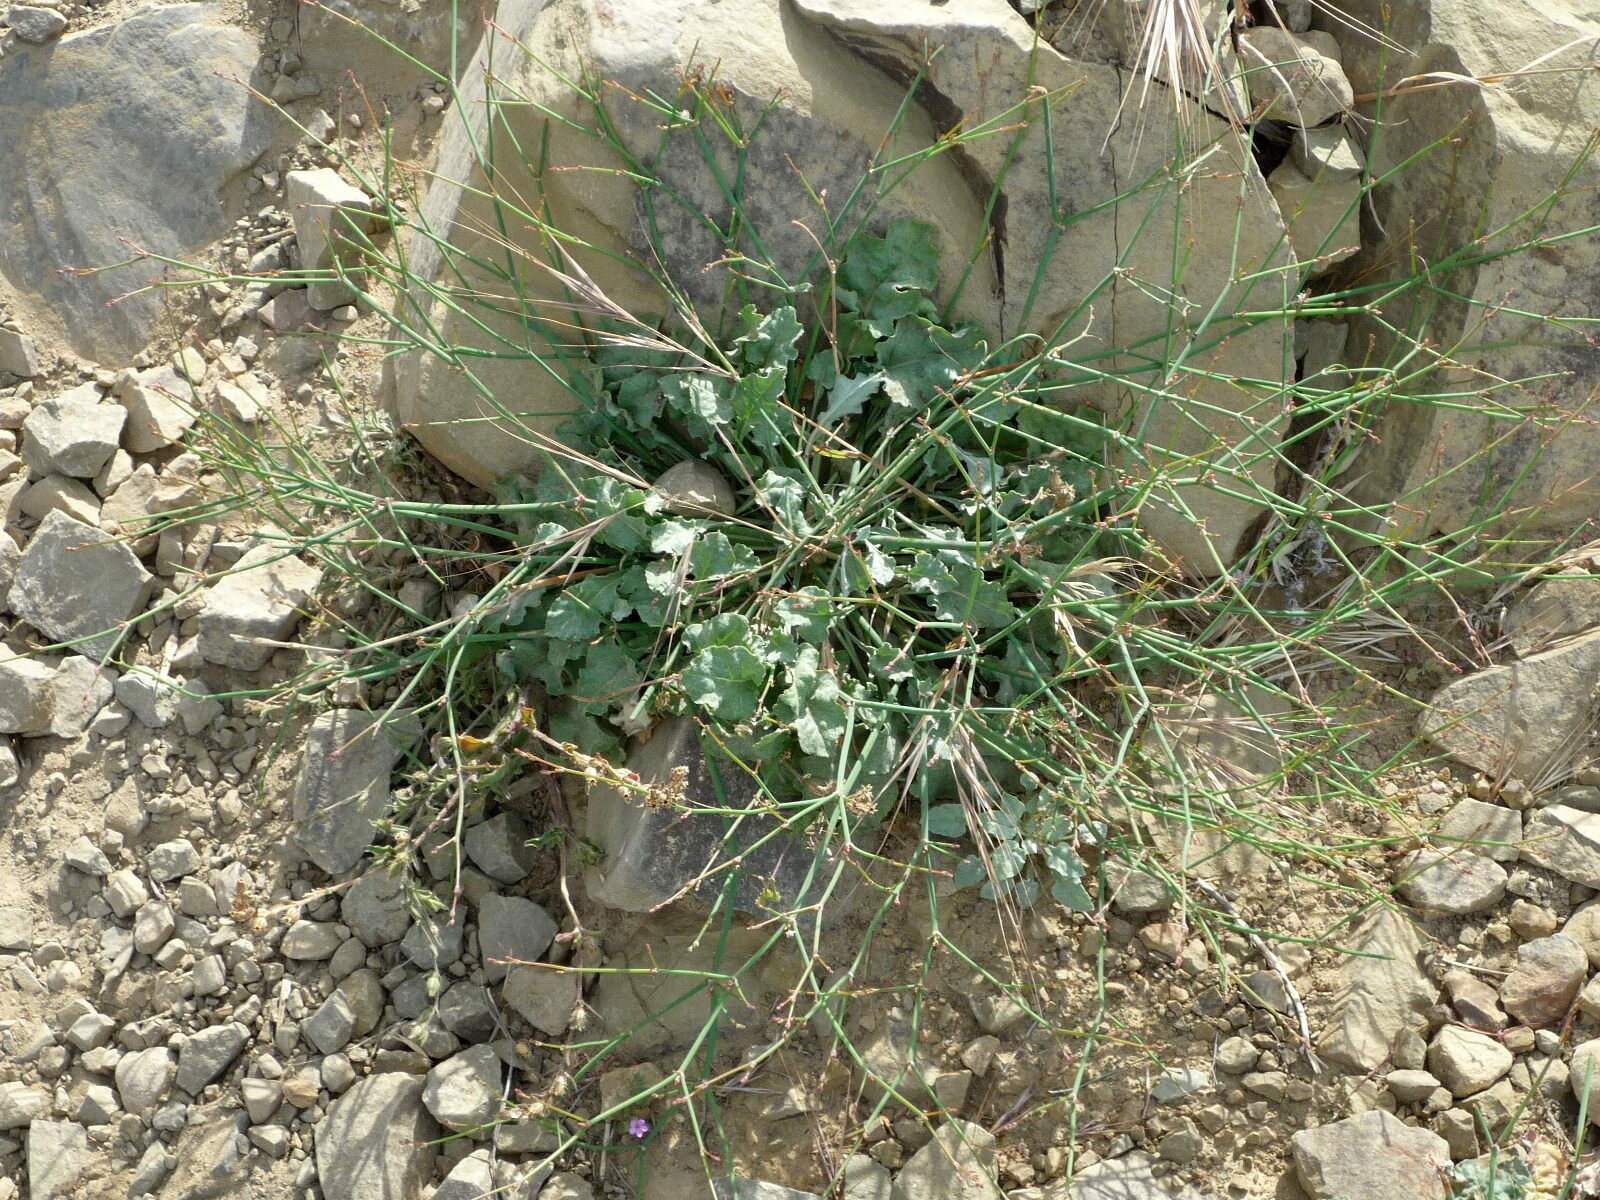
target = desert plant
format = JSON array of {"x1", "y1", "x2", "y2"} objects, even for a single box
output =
[{"x1": 119, "y1": 3, "x2": 1600, "y2": 1194}]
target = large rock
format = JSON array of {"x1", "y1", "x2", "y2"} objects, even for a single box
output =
[
  {"x1": 292, "y1": 709, "x2": 420, "y2": 874},
  {"x1": 386, "y1": 0, "x2": 990, "y2": 487},
  {"x1": 8, "y1": 510, "x2": 153, "y2": 661},
  {"x1": 1066, "y1": 1152, "x2": 1217, "y2": 1199},
  {"x1": 1318, "y1": 908, "x2": 1435, "y2": 1072},
  {"x1": 20, "y1": 384, "x2": 125, "y2": 478},
  {"x1": 0, "y1": 652, "x2": 116, "y2": 738},
  {"x1": 890, "y1": 1120, "x2": 1003, "y2": 1200},
  {"x1": 1421, "y1": 629, "x2": 1600, "y2": 782},
  {"x1": 1335, "y1": 0, "x2": 1600, "y2": 550},
  {"x1": 196, "y1": 543, "x2": 324, "y2": 670},
  {"x1": 794, "y1": 0, "x2": 1299, "y2": 574},
  {"x1": 1505, "y1": 569, "x2": 1600, "y2": 657},
  {"x1": 0, "y1": 4, "x2": 270, "y2": 360},
  {"x1": 317, "y1": 1073, "x2": 438, "y2": 1200},
  {"x1": 387, "y1": 0, "x2": 1295, "y2": 574},
  {"x1": 1521, "y1": 804, "x2": 1600, "y2": 889},
  {"x1": 477, "y1": 894, "x2": 557, "y2": 984},
  {"x1": 584, "y1": 717, "x2": 827, "y2": 917},
  {"x1": 1290, "y1": 1110, "x2": 1451, "y2": 1199},
  {"x1": 28, "y1": 1121, "x2": 87, "y2": 1199}
]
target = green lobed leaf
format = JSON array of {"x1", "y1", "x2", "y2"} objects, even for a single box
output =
[
  {"x1": 682, "y1": 644, "x2": 769, "y2": 722},
  {"x1": 819, "y1": 372, "x2": 884, "y2": 428},
  {"x1": 925, "y1": 803, "x2": 968, "y2": 839},
  {"x1": 774, "y1": 587, "x2": 834, "y2": 643},
  {"x1": 876, "y1": 317, "x2": 986, "y2": 409},
  {"x1": 691, "y1": 531, "x2": 759, "y2": 580},
  {"x1": 733, "y1": 305, "x2": 803, "y2": 371},
  {"x1": 778, "y1": 646, "x2": 849, "y2": 757},
  {"x1": 757, "y1": 470, "x2": 813, "y2": 537}
]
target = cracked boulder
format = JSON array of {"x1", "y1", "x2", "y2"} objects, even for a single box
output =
[
  {"x1": 387, "y1": 0, "x2": 1295, "y2": 574},
  {"x1": 0, "y1": 3, "x2": 270, "y2": 359},
  {"x1": 1335, "y1": 0, "x2": 1600, "y2": 551}
]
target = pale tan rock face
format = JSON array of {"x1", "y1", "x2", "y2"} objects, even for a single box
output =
[
  {"x1": 1335, "y1": 0, "x2": 1600, "y2": 548},
  {"x1": 386, "y1": 0, "x2": 994, "y2": 490},
  {"x1": 387, "y1": 0, "x2": 1301, "y2": 575}
]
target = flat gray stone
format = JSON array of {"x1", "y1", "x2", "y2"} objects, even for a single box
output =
[
  {"x1": 114, "y1": 1046, "x2": 175, "y2": 1114},
  {"x1": 422, "y1": 1044, "x2": 502, "y2": 1129},
  {"x1": 292, "y1": 709, "x2": 419, "y2": 874},
  {"x1": 585, "y1": 717, "x2": 827, "y2": 920},
  {"x1": 341, "y1": 871, "x2": 411, "y2": 947},
  {"x1": 175, "y1": 1022, "x2": 247, "y2": 1096},
  {"x1": 316, "y1": 1072, "x2": 438, "y2": 1200},
  {"x1": 712, "y1": 1182, "x2": 822, "y2": 1200},
  {"x1": 437, "y1": 983, "x2": 498, "y2": 1043},
  {"x1": 0, "y1": 327, "x2": 37, "y2": 377},
  {"x1": 147, "y1": 837, "x2": 199, "y2": 881},
  {"x1": 1067, "y1": 1151, "x2": 1217, "y2": 1199},
  {"x1": 304, "y1": 971, "x2": 384, "y2": 1055},
  {"x1": 1318, "y1": 908, "x2": 1434, "y2": 1072},
  {"x1": 1427, "y1": 1026, "x2": 1512, "y2": 1098},
  {"x1": 1291, "y1": 1110, "x2": 1450, "y2": 1199},
  {"x1": 1421, "y1": 628, "x2": 1600, "y2": 781},
  {"x1": 28, "y1": 1121, "x2": 86, "y2": 1199},
  {"x1": 117, "y1": 365, "x2": 198, "y2": 453},
  {"x1": 1522, "y1": 804, "x2": 1600, "y2": 888},
  {"x1": 0, "y1": 904, "x2": 32, "y2": 950},
  {"x1": 463, "y1": 811, "x2": 539, "y2": 883},
  {"x1": 400, "y1": 912, "x2": 464, "y2": 970},
  {"x1": 9, "y1": 510, "x2": 152, "y2": 661},
  {"x1": 21, "y1": 386, "x2": 124, "y2": 478},
  {"x1": 0, "y1": 4, "x2": 270, "y2": 359},
  {"x1": 196, "y1": 543, "x2": 323, "y2": 670},
  {"x1": 1431, "y1": 799, "x2": 1522, "y2": 862},
  {"x1": 114, "y1": 671, "x2": 179, "y2": 728},
  {"x1": 476, "y1": 893, "x2": 556, "y2": 984},
  {"x1": 0, "y1": 1081, "x2": 46, "y2": 1128},
  {"x1": 1395, "y1": 848, "x2": 1506, "y2": 915},
  {"x1": 890, "y1": 1119, "x2": 1002, "y2": 1200}
]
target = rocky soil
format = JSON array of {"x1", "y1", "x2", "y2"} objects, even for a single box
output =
[{"x1": 4, "y1": 0, "x2": 1600, "y2": 1199}]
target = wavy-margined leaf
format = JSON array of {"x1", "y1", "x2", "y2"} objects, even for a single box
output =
[
  {"x1": 775, "y1": 587, "x2": 834, "y2": 643},
  {"x1": 837, "y1": 220, "x2": 939, "y2": 334},
  {"x1": 665, "y1": 374, "x2": 732, "y2": 428},
  {"x1": 733, "y1": 367, "x2": 788, "y2": 449},
  {"x1": 925, "y1": 803, "x2": 968, "y2": 839},
  {"x1": 1043, "y1": 844, "x2": 1094, "y2": 913},
  {"x1": 651, "y1": 520, "x2": 700, "y2": 556},
  {"x1": 778, "y1": 646, "x2": 848, "y2": 757},
  {"x1": 733, "y1": 304, "x2": 803, "y2": 371},
  {"x1": 544, "y1": 574, "x2": 627, "y2": 641},
  {"x1": 876, "y1": 317, "x2": 986, "y2": 408},
  {"x1": 910, "y1": 550, "x2": 1020, "y2": 630},
  {"x1": 819, "y1": 371, "x2": 884, "y2": 428},
  {"x1": 684, "y1": 613, "x2": 753, "y2": 651},
  {"x1": 691, "y1": 531, "x2": 759, "y2": 580},
  {"x1": 682, "y1": 644, "x2": 769, "y2": 722},
  {"x1": 758, "y1": 470, "x2": 812, "y2": 537},
  {"x1": 573, "y1": 641, "x2": 644, "y2": 708}
]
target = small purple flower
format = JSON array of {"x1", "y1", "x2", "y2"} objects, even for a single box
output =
[{"x1": 628, "y1": 1117, "x2": 650, "y2": 1139}]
